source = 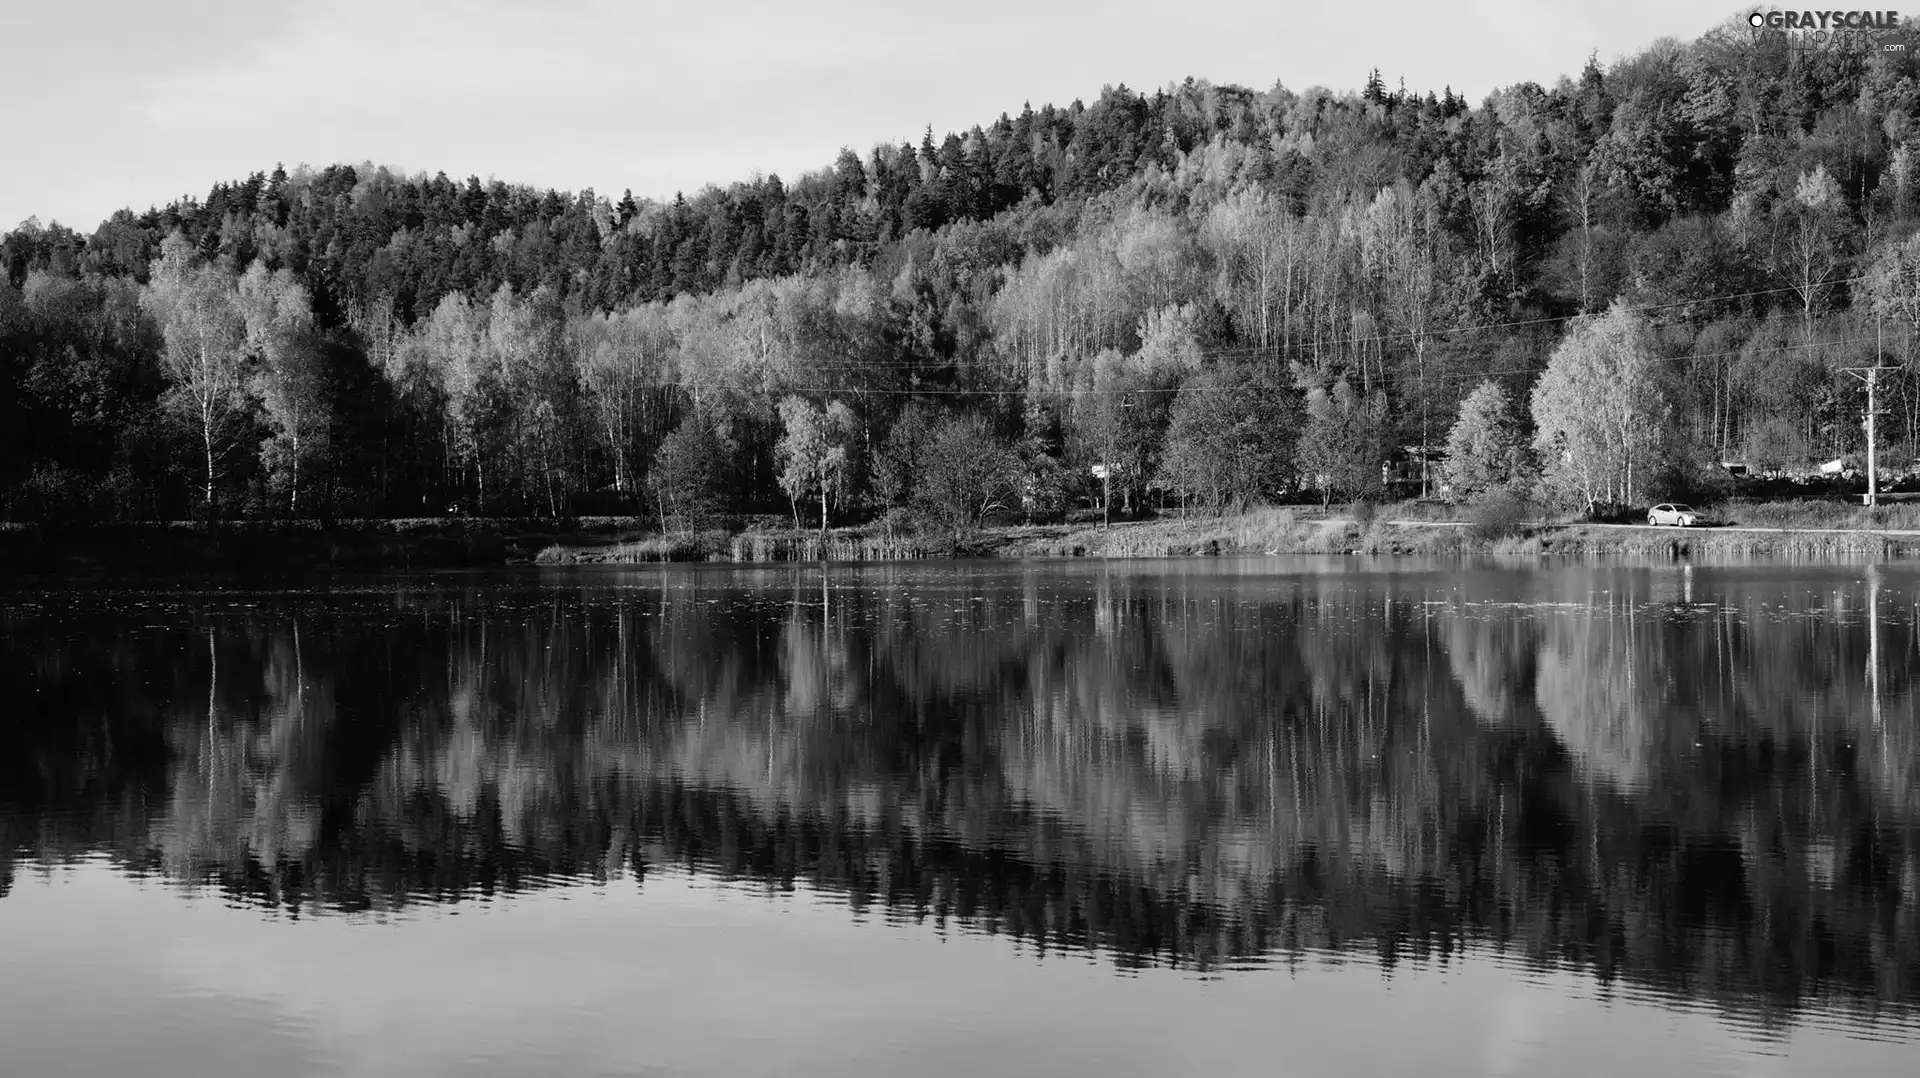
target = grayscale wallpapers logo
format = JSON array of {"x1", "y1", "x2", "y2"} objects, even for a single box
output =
[
  {"x1": 1749, "y1": 8, "x2": 1899, "y2": 27},
  {"x1": 1748, "y1": 9, "x2": 1911, "y2": 48}
]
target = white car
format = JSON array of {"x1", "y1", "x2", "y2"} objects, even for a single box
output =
[{"x1": 1647, "y1": 503, "x2": 1699, "y2": 527}]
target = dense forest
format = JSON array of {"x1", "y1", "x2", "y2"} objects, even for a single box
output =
[{"x1": 9, "y1": 12, "x2": 1920, "y2": 525}]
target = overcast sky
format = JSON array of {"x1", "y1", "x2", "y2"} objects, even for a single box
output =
[{"x1": 2, "y1": 0, "x2": 1738, "y2": 233}]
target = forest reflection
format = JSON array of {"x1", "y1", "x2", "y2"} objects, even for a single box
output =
[{"x1": 3, "y1": 562, "x2": 1919, "y2": 1028}]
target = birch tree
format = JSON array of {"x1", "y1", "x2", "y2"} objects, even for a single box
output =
[
  {"x1": 142, "y1": 235, "x2": 249, "y2": 513},
  {"x1": 775, "y1": 396, "x2": 856, "y2": 533},
  {"x1": 1364, "y1": 182, "x2": 1454, "y2": 481},
  {"x1": 1202, "y1": 187, "x2": 1292, "y2": 358},
  {"x1": 1569, "y1": 161, "x2": 1599, "y2": 314},
  {"x1": 1771, "y1": 165, "x2": 1849, "y2": 343},
  {"x1": 238, "y1": 261, "x2": 326, "y2": 516},
  {"x1": 1864, "y1": 232, "x2": 1920, "y2": 456},
  {"x1": 417, "y1": 293, "x2": 496, "y2": 511},
  {"x1": 576, "y1": 306, "x2": 678, "y2": 499},
  {"x1": 1530, "y1": 301, "x2": 1669, "y2": 510}
]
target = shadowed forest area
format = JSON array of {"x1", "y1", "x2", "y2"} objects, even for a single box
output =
[
  {"x1": 12, "y1": 14, "x2": 1920, "y2": 530},
  {"x1": 2, "y1": 564, "x2": 1917, "y2": 1028}
]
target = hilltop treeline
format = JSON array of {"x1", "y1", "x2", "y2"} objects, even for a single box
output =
[{"x1": 8, "y1": 13, "x2": 1920, "y2": 523}]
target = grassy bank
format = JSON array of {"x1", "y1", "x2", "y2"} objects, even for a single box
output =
[
  {"x1": 535, "y1": 528, "x2": 941, "y2": 564},
  {"x1": 1502, "y1": 525, "x2": 1914, "y2": 559},
  {"x1": 1713, "y1": 498, "x2": 1920, "y2": 530},
  {"x1": 535, "y1": 510, "x2": 1920, "y2": 564},
  {"x1": 533, "y1": 509, "x2": 1432, "y2": 564},
  {"x1": 543, "y1": 509, "x2": 1919, "y2": 564},
  {"x1": 1011, "y1": 512, "x2": 1920, "y2": 560},
  {"x1": 12, "y1": 505, "x2": 1920, "y2": 578},
  {"x1": 996, "y1": 509, "x2": 1371, "y2": 557}
]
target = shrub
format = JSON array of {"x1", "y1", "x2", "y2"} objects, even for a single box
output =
[
  {"x1": 1469, "y1": 486, "x2": 1532, "y2": 542},
  {"x1": 1350, "y1": 500, "x2": 1379, "y2": 527}
]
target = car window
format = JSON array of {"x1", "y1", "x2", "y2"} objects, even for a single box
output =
[
  {"x1": 1653, "y1": 505, "x2": 1670, "y2": 512},
  {"x1": 1673, "y1": 505, "x2": 1691, "y2": 512}
]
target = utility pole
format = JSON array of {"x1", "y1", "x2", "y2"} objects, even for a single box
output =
[
  {"x1": 1102, "y1": 411, "x2": 1113, "y2": 532},
  {"x1": 1102, "y1": 393, "x2": 1135, "y2": 530},
  {"x1": 1843, "y1": 341, "x2": 1900, "y2": 507}
]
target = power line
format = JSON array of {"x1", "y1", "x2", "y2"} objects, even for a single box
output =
[{"x1": 635, "y1": 325, "x2": 1906, "y2": 398}]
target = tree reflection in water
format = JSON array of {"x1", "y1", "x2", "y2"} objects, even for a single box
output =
[{"x1": 2, "y1": 562, "x2": 1917, "y2": 1028}]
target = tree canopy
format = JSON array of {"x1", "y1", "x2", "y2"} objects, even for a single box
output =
[{"x1": 7, "y1": 17, "x2": 1920, "y2": 523}]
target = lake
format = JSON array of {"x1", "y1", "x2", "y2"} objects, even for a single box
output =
[{"x1": 3, "y1": 558, "x2": 1918, "y2": 1077}]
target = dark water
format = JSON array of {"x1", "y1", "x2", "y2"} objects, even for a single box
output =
[{"x1": 3, "y1": 559, "x2": 1919, "y2": 1077}]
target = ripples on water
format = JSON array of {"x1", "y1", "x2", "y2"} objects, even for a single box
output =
[{"x1": 3, "y1": 558, "x2": 1920, "y2": 1076}]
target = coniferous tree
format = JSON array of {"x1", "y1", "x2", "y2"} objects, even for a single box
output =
[{"x1": 1442, "y1": 379, "x2": 1527, "y2": 500}]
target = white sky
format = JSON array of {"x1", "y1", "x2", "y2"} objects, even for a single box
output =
[{"x1": 2, "y1": 0, "x2": 1738, "y2": 233}]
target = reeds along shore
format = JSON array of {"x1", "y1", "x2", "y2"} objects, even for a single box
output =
[
  {"x1": 8, "y1": 507, "x2": 1919, "y2": 576},
  {"x1": 535, "y1": 530, "x2": 936, "y2": 564},
  {"x1": 999, "y1": 518, "x2": 1919, "y2": 560},
  {"x1": 534, "y1": 508, "x2": 1920, "y2": 564}
]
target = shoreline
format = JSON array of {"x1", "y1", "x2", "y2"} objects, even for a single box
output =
[
  {"x1": 6, "y1": 511, "x2": 1920, "y2": 578},
  {"x1": 0, "y1": 517, "x2": 643, "y2": 577},
  {"x1": 533, "y1": 513, "x2": 1920, "y2": 564}
]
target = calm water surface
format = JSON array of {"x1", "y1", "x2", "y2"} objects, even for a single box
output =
[{"x1": 3, "y1": 558, "x2": 1919, "y2": 1077}]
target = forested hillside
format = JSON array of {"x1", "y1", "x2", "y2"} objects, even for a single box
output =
[{"x1": 6, "y1": 12, "x2": 1920, "y2": 525}]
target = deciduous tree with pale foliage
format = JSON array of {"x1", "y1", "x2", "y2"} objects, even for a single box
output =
[
  {"x1": 141, "y1": 234, "x2": 248, "y2": 513},
  {"x1": 1442, "y1": 380, "x2": 1527, "y2": 500},
  {"x1": 1530, "y1": 301, "x2": 1670, "y2": 512},
  {"x1": 238, "y1": 261, "x2": 326, "y2": 515},
  {"x1": 775, "y1": 396, "x2": 857, "y2": 533}
]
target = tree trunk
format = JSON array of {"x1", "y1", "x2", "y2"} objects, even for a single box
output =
[{"x1": 202, "y1": 415, "x2": 216, "y2": 515}]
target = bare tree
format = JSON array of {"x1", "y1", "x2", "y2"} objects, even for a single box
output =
[
  {"x1": 1569, "y1": 160, "x2": 1599, "y2": 314},
  {"x1": 1771, "y1": 165, "x2": 1849, "y2": 344}
]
